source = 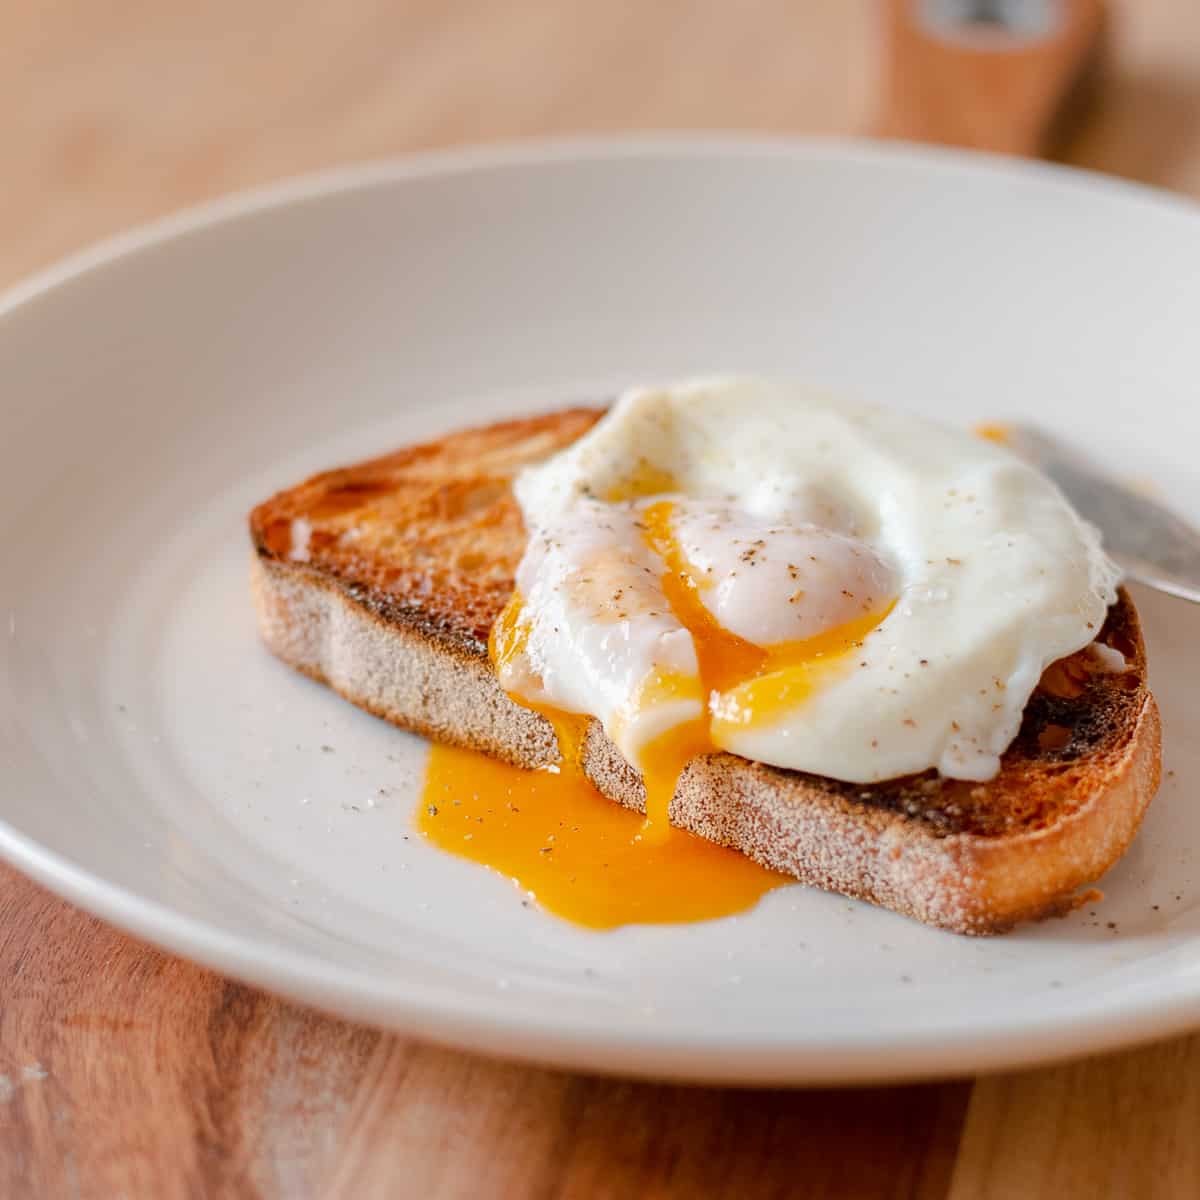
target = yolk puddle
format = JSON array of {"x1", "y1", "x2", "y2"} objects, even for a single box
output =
[{"x1": 419, "y1": 742, "x2": 785, "y2": 928}]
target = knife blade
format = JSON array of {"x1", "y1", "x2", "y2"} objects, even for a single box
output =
[{"x1": 1005, "y1": 424, "x2": 1200, "y2": 604}]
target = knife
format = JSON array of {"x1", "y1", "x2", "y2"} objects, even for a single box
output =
[{"x1": 1004, "y1": 424, "x2": 1200, "y2": 604}]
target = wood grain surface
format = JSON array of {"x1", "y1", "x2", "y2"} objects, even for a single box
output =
[{"x1": 3, "y1": 2, "x2": 1200, "y2": 1196}]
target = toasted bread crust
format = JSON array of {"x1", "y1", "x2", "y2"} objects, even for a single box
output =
[
  {"x1": 249, "y1": 412, "x2": 1162, "y2": 934},
  {"x1": 250, "y1": 408, "x2": 602, "y2": 654}
]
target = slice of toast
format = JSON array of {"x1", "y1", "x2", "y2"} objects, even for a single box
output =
[{"x1": 249, "y1": 410, "x2": 1161, "y2": 934}]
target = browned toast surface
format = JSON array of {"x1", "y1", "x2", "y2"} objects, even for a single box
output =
[
  {"x1": 249, "y1": 411, "x2": 1161, "y2": 933},
  {"x1": 251, "y1": 408, "x2": 603, "y2": 653}
]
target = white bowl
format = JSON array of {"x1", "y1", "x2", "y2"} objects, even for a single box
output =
[{"x1": 2, "y1": 138, "x2": 1199, "y2": 1084}]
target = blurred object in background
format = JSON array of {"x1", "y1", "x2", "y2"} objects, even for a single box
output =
[
  {"x1": 878, "y1": 0, "x2": 1106, "y2": 155},
  {"x1": 4, "y1": 1, "x2": 1200, "y2": 290}
]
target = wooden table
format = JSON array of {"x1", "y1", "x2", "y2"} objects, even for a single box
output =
[{"x1": 3, "y1": 2, "x2": 1200, "y2": 1195}]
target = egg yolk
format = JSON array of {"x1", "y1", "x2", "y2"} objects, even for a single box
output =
[
  {"x1": 489, "y1": 592, "x2": 590, "y2": 767},
  {"x1": 975, "y1": 422, "x2": 1012, "y2": 446},
  {"x1": 418, "y1": 741, "x2": 785, "y2": 929},
  {"x1": 419, "y1": 498, "x2": 891, "y2": 929},
  {"x1": 638, "y1": 499, "x2": 894, "y2": 782},
  {"x1": 639, "y1": 501, "x2": 767, "y2": 695},
  {"x1": 418, "y1": 586, "x2": 785, "y2": 928}
]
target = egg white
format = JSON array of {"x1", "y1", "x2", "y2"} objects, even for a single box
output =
[{"x1": 504, "y1": 378, "x2": 1120, "y2": 783}]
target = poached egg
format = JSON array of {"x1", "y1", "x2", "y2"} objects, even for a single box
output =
[{"x1": 492, "y1": 378, "x2": 1120, "y2": 826}]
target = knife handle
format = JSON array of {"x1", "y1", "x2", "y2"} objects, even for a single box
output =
[{"x1": 877, "y1": 0, "x2": 1107, "y2": 156}]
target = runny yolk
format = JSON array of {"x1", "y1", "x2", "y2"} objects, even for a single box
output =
[
  {"x1": 418, "y1": 586, "x2": 784, "y2": 927},
  {"x1": 602, "y1": 460, "x2": 681, "y2": 503},
  {"x1": 418, "y1": 501, "x2": 890, "y2": 929},
  {"x1": 627, "y1": 706, "x2": 713, "y2": 839},
  {"x1": 489, "y1": 592, "x2": 590, "y2": 768},
  {"x1": 418, "y1": 741, "x2": 785, "y2": 929},
  {"x1": 640, "y1": 501, "x2": 768, "y2": 694},
  {"x1": 975, "y1": 422, "x2": 1011, "y2": 446},
  {"x1": 639, "y1": 499, "x2": 894, "y2": 741}
]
